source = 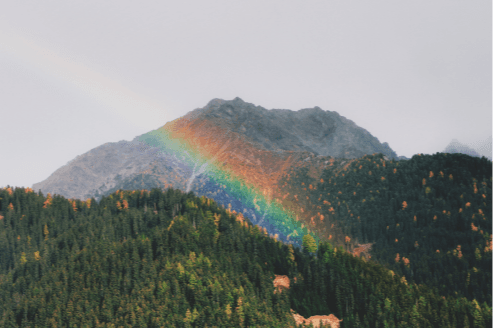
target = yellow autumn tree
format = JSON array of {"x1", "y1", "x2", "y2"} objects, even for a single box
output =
[
  {"x1": 20, "y1": 252, "x2": 27, "y2": 264},
  {"x1": 44, "y1": 224, "x2": 49, "y2": 240}
]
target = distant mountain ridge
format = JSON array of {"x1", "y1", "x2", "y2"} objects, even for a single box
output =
[
  {"x1": 443, "y1": 138, "x2": 492, "y2": 160},
  {"x1": 443, "y1": 139, "x2": 482, "y2": 158}
]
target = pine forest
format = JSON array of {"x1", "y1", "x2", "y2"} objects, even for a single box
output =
[{"x1": 0, "y1": 152, "x2": 491, "y2": 327}]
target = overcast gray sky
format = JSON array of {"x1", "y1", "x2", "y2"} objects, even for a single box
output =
[{"x1": 1, "y1": 0, "x2": 491, "y2": 188}]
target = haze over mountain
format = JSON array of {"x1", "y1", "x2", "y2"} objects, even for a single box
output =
[
  {"x1": 443, "y1": 139, "x2": 483, "y2": 158},
  {"x1": 473, "y1": 137, "x2": 492, "y2": 160},
  {"x1": 442, "y1": 138, "x2": 492, "y2": 161}
]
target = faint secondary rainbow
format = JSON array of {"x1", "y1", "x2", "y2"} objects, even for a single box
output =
[
  {"x1": 0, "y1": 27, "x2": 170, "y2": 131},
  {"x1": 140, "y1": 126, "x2": 319, "y2": 247}
]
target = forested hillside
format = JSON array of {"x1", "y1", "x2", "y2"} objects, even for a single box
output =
[
  {"x1": 276, "y1": 153, "x2": 492, "y2": 306},
  {"x1": 0, "y1": 186, "x2": 491, "y2": 327}
]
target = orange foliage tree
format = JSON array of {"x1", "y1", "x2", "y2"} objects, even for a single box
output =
[{"x1": 43, "y1": 193, "x2": 53, "y2": 208}]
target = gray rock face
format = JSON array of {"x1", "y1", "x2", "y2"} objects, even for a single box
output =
[
  {"x1": 191, "y1": 97, "x2": 399, "y2": 159},
  {"x1": 32, "y1": 139, "x2": 189, "y2": 200}
]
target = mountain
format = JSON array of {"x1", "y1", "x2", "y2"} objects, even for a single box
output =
[
  {"x1": 9, "y1": 98, "x2": 493, "y2": 326},
  {"x1": 31, "y1": 99, "x2": 492, "y2": 304},
  {"x1": 443, "y1": 138, "x2": 491, "y2": 159},
  {"x1": 33, "y1": 98, "x2": 399, "y2": 200},
  {"x1": 32, "y1": 98, "x2": 400, "y2": 245}
]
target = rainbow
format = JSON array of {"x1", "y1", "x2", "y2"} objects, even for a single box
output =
[
  {"x1": 139, "y1": 126, "x2": 319, "y2": 247},
  {"x1": 0, "y1": 28, "x2": 318, "y2": 247}
]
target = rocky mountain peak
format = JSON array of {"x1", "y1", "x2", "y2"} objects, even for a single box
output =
[
  {"x1": 33, "y1": 98, "x2": 401, "y2": 202},
  {"x1": 185, "y1": 98, "x2": 399, "y2": 159}
]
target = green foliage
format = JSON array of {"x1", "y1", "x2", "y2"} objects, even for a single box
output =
[
  {"x1": 302, "y1": 234, "x2": 317, "y2": 253},
  {"x1": 0, "y1": 184, "x2": 490, "y2": 327},
  {"x1": 278, "y1": 153, "x2": 492, "y2": 306},
  {"x1": 0, "y1": 187, "x2": 294, "y2": 327}
]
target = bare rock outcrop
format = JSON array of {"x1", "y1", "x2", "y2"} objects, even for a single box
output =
[{"x1": 274, "y1": 275, "x2": 342, "y2": 328}]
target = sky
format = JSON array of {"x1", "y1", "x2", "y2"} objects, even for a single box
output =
[{"x1": 0, "y1": 0, "x2": 491, "y2": 188}]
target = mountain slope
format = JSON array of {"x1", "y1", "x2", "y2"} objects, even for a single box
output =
[
  {"x1": 273, "y1": 152, "x2": 492, "y2": 305},
  {"x1": 33, "y1": 98, "x2": 399, "y2": 200},
  {"x1": 32, "y1": 98, "x2": 401, "y2": 245},
  {"x1": 1, "y1": 187, "x2": 490, "y2": 327}
]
